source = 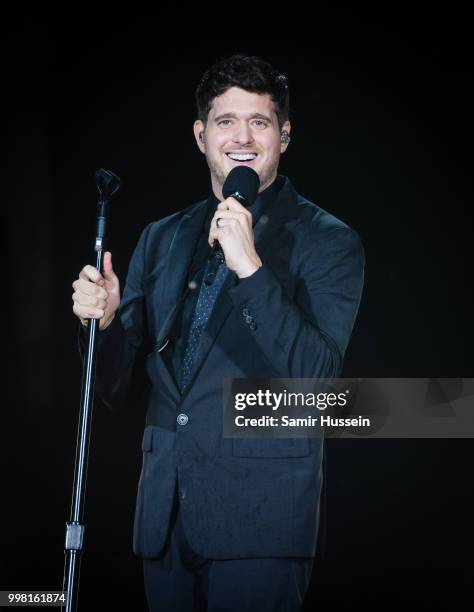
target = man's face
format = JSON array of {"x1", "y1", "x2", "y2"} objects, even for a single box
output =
[{"x1": 194, "y1": 86, "x2": 290, "y2": 198}]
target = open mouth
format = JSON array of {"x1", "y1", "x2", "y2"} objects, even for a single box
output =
[{"x1": 226, "y1": 152, "x2": 258, "y2": 164}]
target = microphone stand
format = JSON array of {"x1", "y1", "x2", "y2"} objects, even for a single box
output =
[{"x1": 62, "y1": 169, "x2": 120, "y2": 611}]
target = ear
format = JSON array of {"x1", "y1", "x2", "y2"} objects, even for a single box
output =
[
  {"x1": 280, "y1": 120, "x2": 291, "y2": 153},
  {"x1": 194, "y1": 120, "x2": 206, "y2": 153}
]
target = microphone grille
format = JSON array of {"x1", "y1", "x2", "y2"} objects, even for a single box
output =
[{"x1": 222, "y1": 167, "x2": 260, "y2": 205}]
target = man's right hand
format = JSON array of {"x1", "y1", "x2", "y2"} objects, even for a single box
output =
[{"x1": 72, "y1": 251, "x2": 121, "y2": 330}]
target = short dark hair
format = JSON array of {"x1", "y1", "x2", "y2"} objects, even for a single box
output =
[{"x1": 195, "y1": 54, "x2": 290, "y2": 128}]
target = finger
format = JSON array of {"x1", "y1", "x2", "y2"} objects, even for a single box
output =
[
  {"x1": 211, "y1": 211, "x2": 249, "y2": 228},
  {"x1": 73, "y1": 291, "x2": 107, "y2": 310},
  {"x1": 75, "y1": 278, "x2": 109, "y2": 298},
  {"x1": 217, "y1": 197, "x2": 251, "y2": 214},
  {"x1": 103, "y1": 251, "x2": 115, "y2": 279},
  {"x1": 212, "y1": 210, "x2": 247, "y2": 219},
  {"x1": 212, "y1": 218, "x2": 239, "y2": 229},
  {"x1": 216, "y1": 207, "x2": 252, "y2": 229},
  {"x1": 208, "y1": 225, "x2": 232, "y2": 245},
  {"x1": 73, "y1": 301, "x2": 105, "y2": 320},
  {"x1": 79, "y1": 265, "x2": 104, "y2": 285},
  {"x1": 208, "y1": 226, "x2": 218, "y2": 246}
]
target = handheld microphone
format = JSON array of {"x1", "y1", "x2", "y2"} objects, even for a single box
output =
[{"x1": 204, "y1": 166, "x2": 260, "y2": 285}]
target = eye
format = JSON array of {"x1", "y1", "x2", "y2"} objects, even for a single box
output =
[
  {"x1": 252, "y1": 120, "x2": 268, "y2": 129},
  {"x1": 218, "y1": 119, "x2": 233, "y2": 127}
]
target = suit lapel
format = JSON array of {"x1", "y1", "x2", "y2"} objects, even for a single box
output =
[
  {"x1": 251, "y1": 176, "x2": 303, "y2": 262},
  {"x1": 149, "y1": 197, "x2": 212, "y2": 349}
]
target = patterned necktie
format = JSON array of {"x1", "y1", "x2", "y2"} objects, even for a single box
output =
[{"x1": 179, "y1": 256, "x2": 228, "y2": 391}]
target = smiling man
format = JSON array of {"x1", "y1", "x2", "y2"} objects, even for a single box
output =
[
  {"x1": 194, "y1": 85, "x2": 291, "y2": 196},
  {"x1": 72, "y1": 55, "x2": 365, "y2": 611}
]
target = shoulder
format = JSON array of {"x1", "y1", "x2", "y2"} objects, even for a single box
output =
[
  {"x1": 147, "y1": 198, "x2": 207, "y2": 237},
  {"x1": 135, "y1": 198, "x2": 208, "y2": 252},
  {"x1": 278, "y1": 179, "x2": 365, "y2": 272},
  {"x1": 280, "y1": 177, "x2": 364, "y2": 254},
  {"x1": 303, "y1": 198, "x2": 362, "y2": 256}
]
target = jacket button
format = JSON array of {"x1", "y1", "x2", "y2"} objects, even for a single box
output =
[{"x1": 177, "y1": 413, "x2": 188, "y2": 426}]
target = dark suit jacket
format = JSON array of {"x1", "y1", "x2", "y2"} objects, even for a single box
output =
[{"x1": 91, "y1": 175, "x2": 365, "y2": 560}]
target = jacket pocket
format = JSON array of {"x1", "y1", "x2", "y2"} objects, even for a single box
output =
[{"x1": 232, "y1": 437, "x2": 310, "y2": 458}]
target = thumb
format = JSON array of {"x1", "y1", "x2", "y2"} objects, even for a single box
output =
[{"x1": 102, "y1": 251, "x2": 116, "y2": 280}]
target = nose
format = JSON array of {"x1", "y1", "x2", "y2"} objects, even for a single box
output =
[{"x1": 232, "y1": 121, "x2": 254, "y2": 146}]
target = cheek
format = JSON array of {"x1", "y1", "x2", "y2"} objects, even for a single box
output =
[
  {"x1": 260, "y1": 134, "x2": 280, "y2": 151},
  {"x1": 207, "y1": 132, "x2": 229, "y2": 151},
  {"x1": 260, "y1": 141, "x2": 281, "y2": 161}
]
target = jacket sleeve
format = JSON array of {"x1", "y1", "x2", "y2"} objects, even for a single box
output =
[
  {"x1": 78, "y1": 223, "x2": 154, "y2": 411},
  {"x1": 227, "y1": 226, "x2": 365, "y2": 378}
]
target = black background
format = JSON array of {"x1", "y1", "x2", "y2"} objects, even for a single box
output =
[{"x1": 5, "y1": 17, "x2": 472, "y2": 610}]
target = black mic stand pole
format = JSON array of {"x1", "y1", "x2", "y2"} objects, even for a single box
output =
[{"x1": 62, "y1": 169, "x2": 120, "y2": 611}]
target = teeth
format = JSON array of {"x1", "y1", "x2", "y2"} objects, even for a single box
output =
[{"x1": 227, "y1": 153, "x2": 257, "y2": 161}]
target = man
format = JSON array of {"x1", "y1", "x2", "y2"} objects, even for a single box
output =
[{"x1": 72, "y1": 55, "x2": 365, "y2": 611}]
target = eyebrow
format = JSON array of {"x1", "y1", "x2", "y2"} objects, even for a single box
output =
[{"x1": 213, "y1": 112, "x2": 273, "y2": 123}]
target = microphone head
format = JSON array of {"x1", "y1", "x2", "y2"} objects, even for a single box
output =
[
  {"x1": 95, "y1": 168, "x2": 121, "y2": 199},
  {"x1": 222, "y1": 166, "x2": 260, "y2": 206}
]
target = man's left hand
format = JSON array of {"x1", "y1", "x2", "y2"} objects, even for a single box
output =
[{"x1": 208, "y1": 197, "x2": 262, "y2": 278}]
